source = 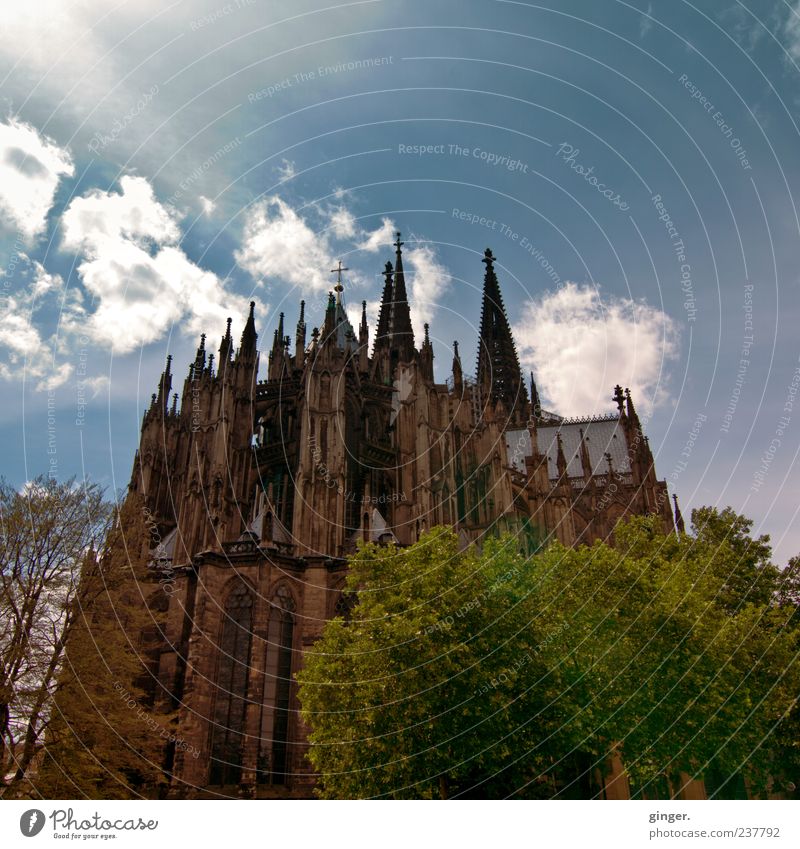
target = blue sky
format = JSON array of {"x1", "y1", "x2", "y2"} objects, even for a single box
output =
[{"x1": 1, "y1": 0, "x2": 799, "y2": 564}]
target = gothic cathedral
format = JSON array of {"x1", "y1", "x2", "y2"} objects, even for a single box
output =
[{"x1": 128, "y1": 234, "x2": 678, "y2": 797}]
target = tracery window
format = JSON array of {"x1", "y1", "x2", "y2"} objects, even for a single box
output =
[
  {"x1": 258, "y1": 584, "x2": 296, "y2": 785},
  {"x1": 208, "y1": 583, "x2": 254, "y2": 785}
]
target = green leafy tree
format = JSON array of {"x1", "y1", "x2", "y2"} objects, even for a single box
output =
[{"x1": 299, "y1": 512, "x2": 800, "y2": 799}]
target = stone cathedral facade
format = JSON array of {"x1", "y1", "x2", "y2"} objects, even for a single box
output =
[{"x1": 129, "y1": 235, "x2": 678, "y2": 798}]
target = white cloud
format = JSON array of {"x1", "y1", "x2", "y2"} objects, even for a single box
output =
[
  {"x1": 62, "y1": 175, "x2": 248, "y2": 353},
  {"x1": 235, "y1": 196, "x2": 336, "y2": 292},
  {"x1": 513, "y1": 282, "x2": 679, "y2": 417},
  {"x1": 0, "y1": 262, "x2": 74, "y2": 390},
  {"x1": 0, "y1": 118, "x2": 74, "y2": 242},
  {"x1": 236, "y1": 199, "x2": 449, "y2": 338},
  {"x1": 358, "y1": 217, "x2": 396, "y2": 253},
  {"x1": 405, "y1": 244, "x2": 450, "y2": 338},
  {"x1": 328, "y1": 206, "x2": 356, "y2": 239},
  {"x1": 276, "y1": 159, "x2": 297, "y2": 182}
]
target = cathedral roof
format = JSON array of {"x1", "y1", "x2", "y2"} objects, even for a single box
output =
[{"x1": 505, "y1": 416, "x2": 632, "y2": 479}]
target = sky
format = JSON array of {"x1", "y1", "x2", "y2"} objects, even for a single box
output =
[{"x1": 1, "y1": 0, "x2": 799, "y2": 564}]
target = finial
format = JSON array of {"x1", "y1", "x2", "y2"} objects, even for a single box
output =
[
  {"x1": 613, "y1": 384, "x2": 625, "y2": 412},
  {"x1": 171, "y1": 393, "x2": 178, "y2": 413},
  {"x1": 424, "y1": 323, "x2": 430, "y2": 344},
  {"x1": 330, "y1": 260, "x2": 349, "y2": 303},
  {"x1": 299, "y1": 300, "x2": 305, "y2": 323},
  {"x1": 453, "y1": 340, "x2": 460, "y2": 358},
  {"x1": 605, "y1": 451, "x2": 614, "y2": 474},
  {"x1": 482, "y1": 248, "x2": 495, "y2": 266},
  {"x1": 166, "y1": 354, "x2": 172, "y2": 370},
  {"x1": 327, "y1": 291, "x2": 335, "y2": 309},
  {"x1": 394, "y1": 231, "x2": 403, "y2": 252},
  {"x1": 226, "y1": 316, "x2": 232, "y2": 333},
  {"x1": 199, "y1": 333, "x2": 206, "y2": 349},
  {"x1": 382, "y1": 261, "x2": 393, "y2": 278},
  {"x1": 249, "y1": 301, "x2": 255, "y2": 318}
]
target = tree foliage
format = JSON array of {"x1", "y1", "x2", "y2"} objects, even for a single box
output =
[
  {"x1": 298, "y1": 510, "x2": 800, "y2": 799},
  {"x1": 34, "y1": 494, "x2": 167, "y2": 798},
  {"x1": 1, "y1": 481, "x2": 165, "y2": 798}
]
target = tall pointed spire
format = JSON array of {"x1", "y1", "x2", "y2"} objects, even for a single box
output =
[
  {"x1": 579, "y1": 428, "x2": 592, "y2": 479},
  {"x1": 673, "y1": 493, "x2": 686, "y2": 535},
  {"x1": 452, "y1": 340, "x2": 463, "y2": 393},
  {"x1": 389, "y1": 232, "x2": 415, "y2": 362},
  {"x1": 613, "y1": 384, "x2": 626, "y2": 415},
  {"x1": 219, "y1": 317, "x2": 233, "y2": 366},
  {"x1": 295, "y1": 300, "x2": 306, "y2": 364},
  {"x1": 239, "y1": 301, "x2": 257, "y2": 359},
  {"x1": 556, "y1": 433, "x2": 568, "y2": 479},
  {"x1": 375, "y1": 262, "x2": 393, "y2": 345},
  {"x1": 194, "y1": 334, "x2": 207, "y2": 373},
  {"x1": 156, "y1": 354, "x2": 173, "y2": 414},
  {"x1": 476, "y1": 248, "x2": 529, "y2": 424},
  {"x1": 420, "y1": 322, "x2": 434, "y2": 381},
  {"x1": 530, "y1": 371, "x2": 542, "y2": 419},
  {"x1": 358, "y1": 300, "x2": 369, "y2": 372}
]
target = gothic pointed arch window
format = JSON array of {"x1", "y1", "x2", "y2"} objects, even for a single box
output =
[
  {"x1": 258, "y1": 584, "x2": 296, "y2": 785},
  {"x1": 208, "y1": 582, "x2": 254, "y2": 786}
]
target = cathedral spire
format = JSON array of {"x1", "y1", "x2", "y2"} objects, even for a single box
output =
[
  {"x1": 476, "y1": 248, "x2": 528, "y2": 424},
  {"x1": 673, "y1": 493, "x2": 686, "y2": 535},
  {"x1": 358, "y1": 300, "x2": 369, "y2": 372},
  {"x1": 579, "y1": 427, "x2": 592, "y2": 479},
  {"x1": 375, "y1": 261, "x2": 393, "y2": 345},
  {"x1": 155, "y1": 354, "x2": 172, "y2": 414},
  {"x1": 239, "y1": 301, "x2": 257, "y2": 359},
  {"x1": 219, "y1": 317, "x2": 233, "y2": 366},
  {"x1": 452, "y1": 340, "x2": 463, "y2": 392},
  {"x1": 613, "y1": 384, "x2": 626, "y2": 415},
  {"x1": 295, "y1": 300, "x2": 306, "y2": 364},
  {"x1": 389, "y1": 232, "x2": 415, "y2": 362},
  {"x1": 194, "y1": 334, "x2": 207, "y2": 374},
  {"x1": 530, "y1": 371, "x2": 542, "y2": 419},
  {"x1": 419, "y1": 322, "x2": 434, "y2": 381},
  {"x1": 556, "y1": 432, "x2": 568, "y2": 479}
]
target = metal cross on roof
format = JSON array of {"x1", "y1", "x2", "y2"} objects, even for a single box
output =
[{"x1": 330, "y1": 260, "x2": 349, "y2": 303}]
